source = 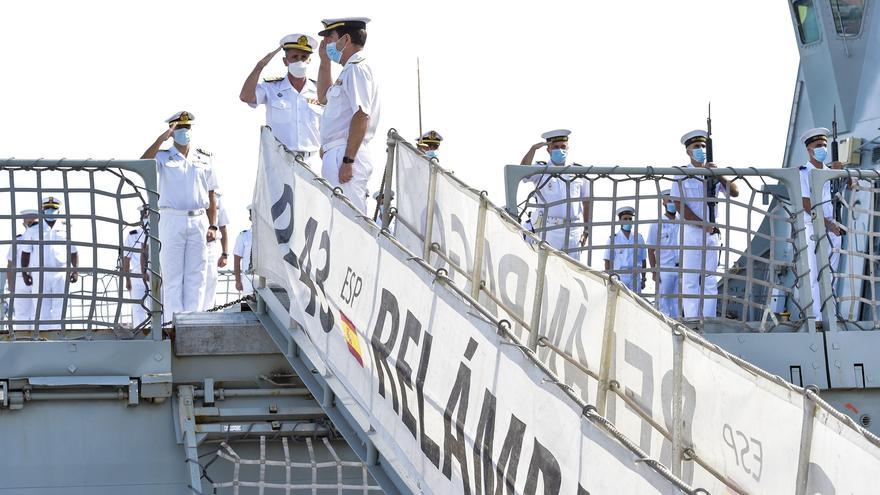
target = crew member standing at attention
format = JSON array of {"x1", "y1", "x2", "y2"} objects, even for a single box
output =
[
  {"x1": 202, "y1": 189, "x2": 230, "y2": 311},
  {"x1": 519, "y1": 129, "x2": 591, "y2": 260},
  {"x1": 317, "y1": 17, "x2": 381, "y2": 213},
  {"x1": 671, "y1": 129, "x2": 739, "y2": 319},
  {"x1": 122, "y1": 205, "x2": 149, "y2": 326},
  {"x1": 798, "y1": 127, "x2": 844, "y2": 322},
  {"x1": 233, "y1": 206, "x2": 254, "y2": 296},
  {"x1": 647, "y1": 190, "x2": 682, "y2": 317},
  {"x1": 6, "y1": 209, "x2": 39, "y2": 328},
  {"x1": 240, "y1": 33, "x2": 322, "y2": 168},
  {"x1": 603, "y1": 206, "x2": 648, "y2": 293},
  {"x1": 141, "y1": 111, "x2": 218, "y2": 318},
  {"x1": 21, "y1": 197, "x2": 79, "y2": 327},
  {"x1": 416, "y1": 130, "x2": 443, "y2": 160}
]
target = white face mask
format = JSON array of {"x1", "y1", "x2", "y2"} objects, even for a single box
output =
[
  {"x1": 288, "y1": 61, "x2": 308, "y2": 78},
  {"x1": 172, "y1": 128, "x2": 191, "y2": 146}
]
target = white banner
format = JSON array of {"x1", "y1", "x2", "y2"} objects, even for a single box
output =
[
  {"x1": 392, "y1": 133, "x2": 880, "y2": 493},
  {"x1": 252, "y1": 128, "x2": 683, "y2": 494}
]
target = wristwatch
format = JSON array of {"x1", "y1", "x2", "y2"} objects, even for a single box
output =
[
  {"x1": 342, "y1": 156, "x2": 355, "y2": 164},
  {"x1": 221, "y1": 253, "x2": 228, "y2": 257},
  {"x1": 208, "y1": 225, "x2": 219, "y2": 231}
]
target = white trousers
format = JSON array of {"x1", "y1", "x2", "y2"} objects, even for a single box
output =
[
  {"x1": 681, "y1": 225, "x2": 721, "y2": 319},
  {"x1": 321, "y1": 145, "x2": 373, "y2": 213},
  {"x1": 657, "y1": 269, "x2": 680, "y2": 318},
  {"x1": 805, "y1": 222, "x2": 841, "y2": 321},
  {"x1": 10, "y1": 276, "x2": 35, "y2": 329},
  {"x1": 202, "y1": 240, "x2": 220, "y2": 311},
  {"x1": 34, "y1": 273, "x2": 68, "y2": 327},
  {"x1": 130, "y1": 278, "x2": 148, "y2": 326},
  {"x1": 525, "y1": 216, "x2": 582, "y2": 261},
  {"x1": 159, "y1": 214, "x2": 208, "y2": 319}
]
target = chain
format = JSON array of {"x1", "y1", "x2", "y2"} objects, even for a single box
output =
[{"x1": 161, "y1": 295, "x2": 256, "y2": 327}]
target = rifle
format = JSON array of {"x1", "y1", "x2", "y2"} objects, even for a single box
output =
[
  {"x1": 831, "y1": 106, "x2": 844, "y2": 226},
  {"x1": 705, "y1": 103, "x2": 718, "y2": 232}
]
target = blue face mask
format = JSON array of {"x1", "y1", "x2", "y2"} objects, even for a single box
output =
[
  {"x1": 692, "y1": 147, "x2": 706, "y2": 164},
  {"x1": 425, "y1": 150, "x2": 438, "y2": 159},
  {"x1": 666, "y1": 203, "x2": 676, "y2": 214},
  {"x1": 44, "y1": 208, "x2": 58, "y2": 217},
  {"x1": 812, "y1": 145, "x2": 828, "y2": 162},
  {"x1": 550, "y1": 148, "x2": 567, "y2": 165},
  {"x1": 621, "y1": 222, "x2": 632, "y2": 232},
  {"x1": 326, "y1": 40, "x2": 344, "y2": 64},
  {"x1": 173, "y1": 128, "x2": 191, "y2": 146}
]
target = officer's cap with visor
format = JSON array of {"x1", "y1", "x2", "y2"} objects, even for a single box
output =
[
  {"x1": 680, "y1": 130, "x2": 709, "y2": 147},
  {"x1": 799, "y1": 127, "x2": 830, "y2": 147},
  {"x1": 20, "y1": 209, "x2": 39, "y2": 216},
  {"x1": 42, "y1": 196, "x2": 62, "y2": 210},
  {"x1": 318, "y1": 17, "x2": 371, "y2": 36},
  {"x1": 417, "y1": 130, "x2": 443, "y2": 147},
  {"x1": 541, "y1": 129, "x2": 571, "y2": 144},
  {"x1": 373, "y1": 189, "x2": 395, "y2": 200},
  {"x1": 166, "y1": 111, "x2": 195, "y2": 128},
  {"x1": 660, "y1": 189, "x2": 671, "y2": 197},
  {"x1": 280, "y1": 34, "x2": 317, "y2": 53},
  {"x1": 616, "y1": 205, "x2": 636, "y2": 218}
]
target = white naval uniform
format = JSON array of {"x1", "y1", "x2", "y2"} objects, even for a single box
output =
[
  {"x1": 521, "y1": 170, "x2": 591, "y2": 260},
  {"x1": 233, "y1": 228, "x2": 253, "y2": 295},
  {"x1": 6, "y1": 231, "x2": 35, "y2": 327},
  {"x1": 647, "y1": 215, "x2": 682, "y2": 317},
  {"x1": 799, "y1": 163, "x2": 841, "y2": 321},
  {"x1": 123, "y1": 225, "x2": 149, "y2": 326},
  {"x1": 202, "y1": 198, "x2": 229, "y2": 311},
  {"x1": 320, "y1": 51, "x2": 381, "y2": 213},
  {"x1": 603, "y1": 229, "x2": 648, "y2": 293},
  {"x1": 670, "y1": 165, "x2": 728, "y2": 319},
  {"x1": 251, "y1": 76, "x2": 323, "y2": 168},
  {"x1": 155, "y1": 146, "x2": 216, "y2": 318},
  {"x1": 21, "y1": 220, "x2": 77, "y2": 325}
]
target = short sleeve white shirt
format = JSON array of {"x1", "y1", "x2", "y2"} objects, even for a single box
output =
[
  {"x1": 155, "y1": 147, "x2": 216, "y2": 210},
  {"x1": 252, "y1": 76, "x2": 322, "y2": 152},
  {"x1": 320, "y1": 52, "x2": 381, "y2": 148},
  {"x1": 233, "y1": 229, "x2": 253, "y2": 273},
  {"x1": 603, "y1": 230, "x2": 647, "y2": 271},
  {"x1": 22, "y1": 220, "x2": 77, "y2": 269}
]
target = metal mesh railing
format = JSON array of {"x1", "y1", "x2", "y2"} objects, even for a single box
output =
[
  {"x1": 0, "y1": 160, "x2": 162, "y2": 339},
  {"x1": 209, "y1": 436, "x2": 381, "y2": 494}
]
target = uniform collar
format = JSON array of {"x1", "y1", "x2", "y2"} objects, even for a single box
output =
[{"x1": 344, "y1": 51, "x2": 367, "y2": 68}]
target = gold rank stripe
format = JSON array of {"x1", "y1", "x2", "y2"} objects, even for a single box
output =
[{"x1": 323, "y1": 21, "x2": 345, "y2": 30}]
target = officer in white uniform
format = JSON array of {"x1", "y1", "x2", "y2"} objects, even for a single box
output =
[
  {"x1": 519, "y1": 129, "x2": 591, "y2": 260},
  {"x1": 240, "y1": 33, "x2": 322, "y2": 168},
  {"x1": 603, "y1": 206, "x2": 648, "y2": 293},
  {"x1": 647, "y1": 190, "x2": 682, "y2": 317},
  {"x1": 317, "y1": 17, "x2": 381, "y2": 213},
  {"x1": 6, "y1": 209, "x2": 39, "y2": 328},
  {"x1": 233, "y1": 205, "x2": 254, "y2": 296},
  {"x1": 202, "y1": 189, "x2": 230, "y2": 310},
  {"x1": 122, "y1": 205, "x2": 149, "y2": 326},
  {"x1": 798, "y1": 127, "x2": 844, "y2": 322},
  {"x1": 21, "y1": 197, "x2": 79, "y2": 326},
  {"x1": 416, "y1": 130, "x2": 443, "y2": 160},
  {"x1": 671, "y1": 130, "x2": 739, "y2": 319},
  {"x1": 141, "y1": 111, "x2": 218, "y2": 318}
]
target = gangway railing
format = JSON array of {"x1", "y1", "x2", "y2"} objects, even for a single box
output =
[
  {"x1": 0, "y1": 159, "x2": 162, "y2": 340},
  {"x1": 388, "y1": 130, "x2": 880, "y2": 494},
  {"x1": 249, "y1": 127, "x2": 697, "y2": 495}
]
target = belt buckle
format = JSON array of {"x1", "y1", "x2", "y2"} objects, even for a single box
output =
[{"x1": 188, "y1": 210, "x2": 199, "y2": 217}]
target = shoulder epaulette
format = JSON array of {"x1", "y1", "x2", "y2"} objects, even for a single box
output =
[
  {"x1": 263, "y1": 75, "x2": 284, "y2": 82},
  {"x1": 309, "y1": 78, "x2": 317, "y2": 84},
  {"x1": 350, "y1": 59, "x2": 364, "y2": 65},
  {"x1": 241, "y1": 229, "x2": 249, "y2": 234},
  {"x1": 196, "y1": 148, "x2": 212, "y2": 156},
  {"x1": 129, "y1": 229, "x2": 138, "y2": 235},
  {"x1": 798, "y1": 165, "x2": 807, "y2": 170},
  {"x1": 536, "y1": 161, "x2": 547, "y2": 165},
  {"x1": 16, "y1": 234, "x2": 22, "y2": 238}
]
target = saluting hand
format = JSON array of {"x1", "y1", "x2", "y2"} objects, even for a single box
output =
[
  {"x1": 162, "y1": 122, "x2": 178, "y2": 141},
  {"x1": 318, "y1": 39, "x2": 329, "y2": 63},
  {"x1": 261, "y1": 47, "x2": 282, "y2": 65}
]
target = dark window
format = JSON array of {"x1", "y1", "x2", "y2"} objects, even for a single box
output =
[{"x1": 830, "y1": 0, "x2": 865, "y2": 36}]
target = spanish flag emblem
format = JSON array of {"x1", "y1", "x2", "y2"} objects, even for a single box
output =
[{"x1": 339, "y1": 311, "x2": 364, "y2": 367}]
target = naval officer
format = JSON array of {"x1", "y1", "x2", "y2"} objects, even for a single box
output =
[
  {"x1": 6, "y1": 209, "x2": 39, "y2": 327},
  {"x1": 647, "y1": 190, "x2": 682, "y2": 317},
  {"x1": 604, "y1": 206, "x2": 648, "y2": 293},
  {"x1": 122, "y1": 205, "x2": 149, "y2": 326},
  {"x1": 21, "y1": 197, "x2": 79, "y2": 327},
  {"x1": 519, "y1": 129, "x2": 591, "y2": 259},
  {"x1": 671, "y1": 129, "x2": 739, "y2": 319},
  {"x1": 141, "y1": 111, "x2": 218, "y2": 318},
  {"x1": 798, "y1": 127, "x2": 844, "y2": 322},
  {"x1": 240, "y1": 33, "x2": 322, "y2": 167},
  {"x1": 233, "y1": 205, "x2": 254, "y2": 295},
  {"x1": 417, "y1": 130, "x2": 443, "y2": 160},
  {"x1": 317, "y1": 17, "x2": 381, "y2": 213}
]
